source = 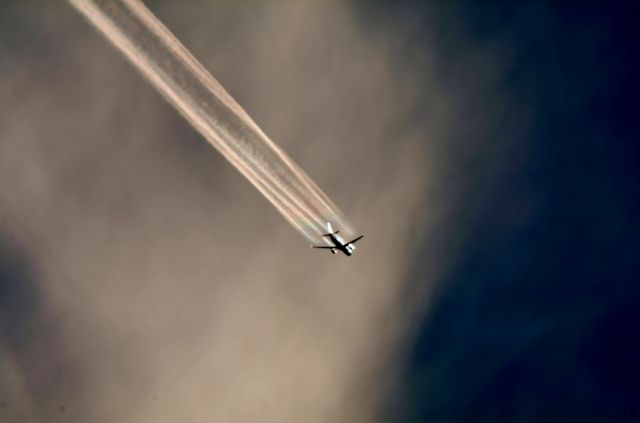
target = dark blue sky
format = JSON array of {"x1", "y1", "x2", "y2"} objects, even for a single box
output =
[{"x1": 382, "y1": 1, "x2": 640, "y2": 421}]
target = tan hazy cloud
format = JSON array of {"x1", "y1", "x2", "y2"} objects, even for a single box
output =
[{"x1": 0, "y1": 1, "x2": 452, "y2": 421}]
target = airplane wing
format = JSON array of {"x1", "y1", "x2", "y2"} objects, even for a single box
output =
[
  {"x1": 347, "y1": 235, "x2": 364, "y2": 245},
  {"x1": 311, "y1": 245, "x2": 334, "y2": 249}
]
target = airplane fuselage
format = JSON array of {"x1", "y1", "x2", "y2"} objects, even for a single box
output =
[{"x1": 327, "y1": 233, "x2": 355, "y2": 256}]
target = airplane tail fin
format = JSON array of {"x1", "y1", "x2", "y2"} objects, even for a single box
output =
[{"x1": 322, "y1": 222, "x2": 339, "y2": 236}]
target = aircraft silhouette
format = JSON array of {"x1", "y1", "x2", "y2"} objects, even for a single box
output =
[{"x1": 312, "y1": 223, "x2": 364, "y2": 256}]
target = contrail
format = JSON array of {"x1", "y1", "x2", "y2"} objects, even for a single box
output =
[{"x1": 67, "y1": 0, "x2": 357, "y2": 242}]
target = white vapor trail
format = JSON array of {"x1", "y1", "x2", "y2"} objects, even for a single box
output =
[{"x1": 67, "y1": 0, "x2": 357, "y2": 242}]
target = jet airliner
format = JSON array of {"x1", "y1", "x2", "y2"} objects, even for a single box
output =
[{"x1": 312, "y1": 223, "x2": 364, "y2": 256}]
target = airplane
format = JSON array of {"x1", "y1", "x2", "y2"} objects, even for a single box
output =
[{"x1": 312, "y1": 222, "x2": 364, "y2": 256}]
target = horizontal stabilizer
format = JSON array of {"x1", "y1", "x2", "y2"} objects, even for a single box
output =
[{"x1": 322, "y1": 230, "x2": 339, "y2": 237}]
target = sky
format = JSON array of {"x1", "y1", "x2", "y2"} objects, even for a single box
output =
[
  {"x1": 1, "y1": 1, "x2": 639, "y2": 422},
  {"x1": 381, "y1": 1, "x2": 640, "y2": 421}
]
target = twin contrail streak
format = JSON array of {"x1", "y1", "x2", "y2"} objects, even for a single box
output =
[{"x1": 67, "y1": 0, "x2": 357, "y2": 242}]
